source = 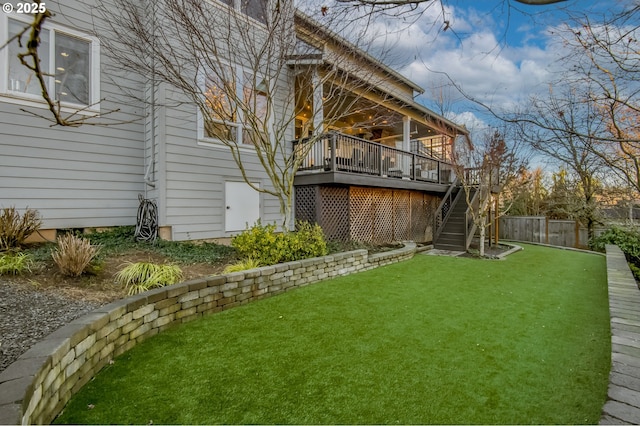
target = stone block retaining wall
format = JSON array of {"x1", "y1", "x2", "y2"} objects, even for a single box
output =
[{"x1": 0, "y1": 243, "x2": 416, "y2": 425}]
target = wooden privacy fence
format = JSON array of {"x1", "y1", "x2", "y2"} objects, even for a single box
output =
[{"x1": 499, "y1": 216, "x2": 605, "y2": 249}]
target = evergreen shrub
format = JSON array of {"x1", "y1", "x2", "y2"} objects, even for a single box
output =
[
  {"x1": 590, "y1": 226, "x2": 640, "y2": 280},
  {"x1": 231, "y1": 221, "x2": 327, "y2": 265}
]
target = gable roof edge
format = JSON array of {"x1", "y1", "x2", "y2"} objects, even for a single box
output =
[{"x1": 294, "y1": 10, "x2": 425, "y2": 96}]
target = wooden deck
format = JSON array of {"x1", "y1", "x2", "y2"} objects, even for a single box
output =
[
  {"x1": 293, "y1": 170, "x2": 451, "y2": 193},
  {"x1": 293, "y1": 132, "x2": 455, "y2": 193}
]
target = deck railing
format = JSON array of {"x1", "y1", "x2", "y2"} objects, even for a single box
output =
[
  {"x1": 293, "y1": 132, "x2": 456, "y2": 185},
  {"x1": 434, "y1": 178, "x2": 461, "y2": 242}
]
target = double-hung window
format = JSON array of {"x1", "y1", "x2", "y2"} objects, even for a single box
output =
[
  {"x1": 201, "y1": 65, "x2": 270, "y2": 146},
  {"x1": 0, "y1": 16, "x2": 100, "y2": 110},
  {"x1": 204, "y1": 68, "x2": 238, "y2": 142}
]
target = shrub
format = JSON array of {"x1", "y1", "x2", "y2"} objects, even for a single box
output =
[
  {"x1": 0, "y1": 252, "x2": 33, "y2": 275},
  {"x1": 115, "y1": 262, "x2": 183, "y2": 295},
  {"x1": 0, "y1": 207, "x2": 42, "y2": 250},
  {"x1": 231, "y1": 221, "x2": 279, "y2": 265},
  {"x1": 52, "y1": 233, "x2": 101, "y2": 277},
  {"x1": 231, "y1": 221, "x2": 327, "y2": 265},
  {"x1": 630, "y1": 263, "x2": 640, "y2": 282},
  {"x1": 590, "y1": 226, "x2": 640, "y2": 259},
  {"x1": 590, "y1": 226, "x2": 640, "y2": 280},
  {"x1": 290, "y1": 221, "x2": 328, "y2": 260},
  {"x1": 223, "y1": 258, "x2": 261, "y2": 274}
]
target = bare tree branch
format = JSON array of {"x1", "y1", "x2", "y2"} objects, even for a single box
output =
[
  {"x1": 335, "y1": 0, "x2": 567, "y2": 6},
  {"x1": 93, "y1": 0, "x2": 409, "y2": 228},
  {"x1": 2, "y1": 0, "x2": 139, "y2": 126}
]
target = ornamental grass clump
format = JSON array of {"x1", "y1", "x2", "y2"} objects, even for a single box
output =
[
  {"x1": 52, "y1": 233, "x2": 101, "y2": 277},
  {"x1": 115, "y1": 262, "x2": 183, "y2": 295},
  {"x1": 223, "y1": 258, "x2": 261, "y2": 273},
  {"x1": 0, "y1": 206, "x2": 42, "y2": 250},
  {"x1": 0, "y1": 251, "x2": 33, "y2": 275}
]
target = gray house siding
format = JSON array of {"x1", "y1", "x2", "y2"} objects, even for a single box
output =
[
  {"x1": 0, "y1": 0, "x2": 146, "y2": 230},
  {"x1": 158, "y1": 87, "x2": 285, "y2": 241},
  {"x1": 1, "y1": 0, "x2": 294, "y2": 240}
]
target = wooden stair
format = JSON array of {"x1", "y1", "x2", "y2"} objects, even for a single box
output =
[{"x1": 434, "y1": 187, "x2": 476, "y2": 251}]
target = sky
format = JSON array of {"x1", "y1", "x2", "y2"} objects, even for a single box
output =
[
  {"x1": 364, "y1": 0, "x2": 610, "y2": 132},
  {"x1": 307, "y1": 0, "x2": 615, "y2": 134}
]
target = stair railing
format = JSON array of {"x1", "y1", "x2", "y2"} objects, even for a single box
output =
[
  {"x1": 464, "y1": 187, "x2": 480, "y2": 250},
  {"x1": 434, "y1": 178, "x2": 461, "y2": 244}
]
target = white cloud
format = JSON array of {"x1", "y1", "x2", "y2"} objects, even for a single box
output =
[
  {"x1": 299, "y1": 0, "x2": 579, "y2": 127},
  {"x1": 447, "y1": 111, "x2": 489, "y2": 134},
  {"x1": 340, "y1": 2, "x2": 574, "y2": 124}
]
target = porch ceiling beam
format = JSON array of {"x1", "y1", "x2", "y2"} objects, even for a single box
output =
[
  {"x1": 318, "y1": 64, "x2": 468, "y2": 138},
  {"x1": 332, "y1": 78, "x2": 462, "y2": 137}
]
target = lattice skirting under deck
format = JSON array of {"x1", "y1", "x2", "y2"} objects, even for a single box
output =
[{"x1": 295, "y1": 185, "x2": 440, "y2": 244}]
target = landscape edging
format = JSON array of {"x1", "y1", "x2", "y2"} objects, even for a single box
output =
[
  {"x1": 0, "y1": 242, "x2": 416, "y2": 424},
  {"x1": 600, "y1": 244, "x2": 640, "y2": 424}
]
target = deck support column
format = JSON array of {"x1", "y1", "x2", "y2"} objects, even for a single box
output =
[
  {"x1": 312, "y1": 68, "x2": 324, "y2": 134},
  {"x1": 403, "y1": 116, "x2": 411, "y2": 178}
]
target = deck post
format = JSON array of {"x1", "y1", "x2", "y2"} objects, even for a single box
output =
[
  {"x1": 402, "y1": 116, "x2": 411, "y2": 178},
  {"x1": 330, "y1": 133, "x2": 337, "y2": 171},
  {"x1": 411, "y1": 153, "x2": 416, "y2": 180},
  {"x1": 312, "y1": 68, "x2": 324, "y2": 133}
]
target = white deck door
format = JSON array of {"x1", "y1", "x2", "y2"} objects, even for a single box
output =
[{"x1": 225, "y1": 181, "x2": 260, "y2": 232}]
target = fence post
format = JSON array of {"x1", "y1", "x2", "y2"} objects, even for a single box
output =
[{"x1": 545, "y1": 217, "x2": 549, "y2": 244}]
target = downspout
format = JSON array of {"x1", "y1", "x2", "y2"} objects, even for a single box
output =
[{"x1": 143, "y1": 0, "x2": 156, "y2": 190}]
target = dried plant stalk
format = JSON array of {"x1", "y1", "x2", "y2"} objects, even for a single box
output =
[
  {"x1": 52, "y1": 234, "x2": 101, "y2": 277},
  {"x1": 0, "y1": 207, "x2": 42, "y2": 250}
]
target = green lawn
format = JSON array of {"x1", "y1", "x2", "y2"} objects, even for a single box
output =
[{"x1": 55, "y1": 244, "x2": 610, "y2": 425}]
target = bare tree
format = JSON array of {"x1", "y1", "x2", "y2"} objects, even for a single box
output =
[
  {"x1": 326, "y1": 0, "x2": 569, "y2": 30},
  {"x1": 515, "y1": 85, "x2": 607, "y2": 239},
  {"x1": 423, "y1": 2, "x2": 639, "y2": 205},
  {"x1": 598, "y1": 104, "x2": 640, "y2": 194},
  {"x1": 502, "y1": 166, "x2": 548, "y2": 216},
  {"x1": 333, "y1": 0, "x2": 567, "y2": 14},
  {"x1": 93, "y1": 0, "x2": 401, "y2": 229},
  {"x1": 558, "y1": 4, "x2": 640, "y2": 193},
  {"x1": 452, "y1": 127, "x2": 527, "y2": 256},
  {"x1": 337, "y1": 0, "x2": 566, "y2": 4}
]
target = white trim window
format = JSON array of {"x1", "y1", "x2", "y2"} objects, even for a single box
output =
[
  {"x1": 0, "y1": 16, "x2": 100, "y2": 111},
  {"x1": 200, "y1": 65, "x2": 270, "y2": 147}
]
